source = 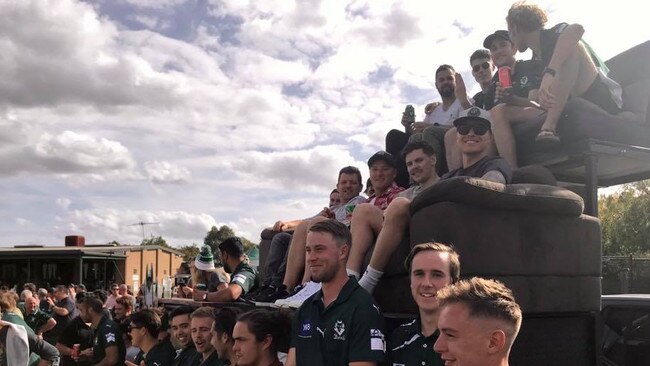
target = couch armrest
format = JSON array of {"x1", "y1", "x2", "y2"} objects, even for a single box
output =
[
  {"x1": 261, "y1": 228, "x2": 276, "y2": 240},
  {"x1": 410, "y1": 177, "x2": 584, "y2": 216}
]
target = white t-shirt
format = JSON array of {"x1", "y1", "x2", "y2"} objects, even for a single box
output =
[{"x1": 423, "y1": 98, "x2": 463, "y2": 126}]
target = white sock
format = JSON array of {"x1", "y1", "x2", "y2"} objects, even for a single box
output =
[
  {"x1": 358, "y1": 266, "x2": 384, "y2": 293},
  {"x1": 346, "y1": 268, "x2": 360, "y2": 280}
]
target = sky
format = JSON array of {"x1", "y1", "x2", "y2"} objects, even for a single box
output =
[{"x1": 1, "y1": 0, "x2": 648, "y2": 247}]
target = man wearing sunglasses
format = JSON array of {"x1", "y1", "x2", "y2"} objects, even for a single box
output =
[{"x1": 441, "y1": 107, "x2": 512, "y2": 184}]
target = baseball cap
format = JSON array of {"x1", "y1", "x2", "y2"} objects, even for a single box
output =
[
  {"x1": 367, "y1": 151, "x2": 396, "y2": 168},
  {"x1": 483, "y1": 30, "x2": 511, "y2": 49},
  {"x1": 453, "y1": 107, "x2": 491, "y2": 129}
]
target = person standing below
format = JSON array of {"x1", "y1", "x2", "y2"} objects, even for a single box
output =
[
  {"x1": 170, "y1": 306, "x2": 201, "y2": 366},
  {"x1": 127, "y1": 309, "x2": 176, "y2": 366},
  {"x1": 56, "y1": 293, "x2": 94, "y2": 366},
  {"x1": 286, "y1": 220, "x2": 386, "y2": 366},
  {"x1": 190, "y1": 307, "x2": 221, "y2": 366},
  {"x1": 24, "y1": 296, "x2": 57, "y2": 340},
  {"x1": 45, "y1": 285, "x2": 78, "y2": 345},
  {"x1": 388, "y1": 243, "x2": 460, "y2": 366},
  {"x1": 76, "y1": 294, "x2": 125, "y2": 366},
  {"x1": 210, "y1": 309, "x2": 238, "y2": 366},
  {"x1": 434, "y1": 277, "x2": 522, "y2": 366},
  {"x1": 232, "y1": 309, "x2": 290, "y2": 366}
]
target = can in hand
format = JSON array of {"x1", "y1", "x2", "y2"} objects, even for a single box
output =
[
  {"x1": 498, "y1": 66, "x2": 512, "y2": 88},
  {"x1": 71, "y1": 344, "x2": 80, "y2": 359}
]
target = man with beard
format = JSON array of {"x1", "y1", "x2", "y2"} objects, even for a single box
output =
[
  {"x1": 56, "y1": 292, "x2": 94, "y2": 366},
  {"x1": 170, "y1": 306, "x2": 201, "y2": 366},
  {"x1": 388, "y1": 65, "x2": 469, "y2": 184},
  {"x1": 76, "y1": 294, "x2": 125, "y2": 366},
  {"x1": 286, "y1": 220, "x2": 386, "y2": 366},
  {"x1": 194, "y1": 237, "x2": 257, "y2": 302},
  {"x1": 190, "y1": 307, "x2": 221, "y2": 366}
]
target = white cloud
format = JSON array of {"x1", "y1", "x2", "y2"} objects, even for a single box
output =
[
  {"x1": 16, "y1": 218, "x2": 29, "y2": 226},
  {"x1": 144, "y1": 160, "x2": 191, "y2": 184},
  {"x1": 58, "y1": 208, "x2": 222, "y2": 245},
  {"x1": 56, "y1": 198, "x2": 72, "y2": 210}
]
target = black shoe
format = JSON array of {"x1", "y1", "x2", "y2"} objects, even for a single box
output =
[{"x1": 255, "y1": 284, "x2": 290, "y2": 303}]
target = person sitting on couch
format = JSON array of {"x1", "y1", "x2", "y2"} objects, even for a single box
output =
[
  {"x1": 358, "y1": 108, "x2": 512, "y2": 293},
  {"x1": 348, "y1": 142, "x2": 439, "y2": 284},
  {"x1": 505, "y1": 1, "x2": 621, "y2": 145}
]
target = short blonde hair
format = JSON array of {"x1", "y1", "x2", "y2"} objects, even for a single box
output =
[
  {"x1": 437, "y1": 277, "x2": 522, "y2": 346},
  {"x1": 506, "y1": 1, "x2": 548, "y2": 33}
]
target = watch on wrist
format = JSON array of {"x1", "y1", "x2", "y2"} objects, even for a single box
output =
[{"x1": 543, "y1": 67, "x2": 557, "y2": 77}]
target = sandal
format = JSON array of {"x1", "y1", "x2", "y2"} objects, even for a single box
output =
[{"x1": 535, "y1": 129, "x2": 560, "y2": 144}]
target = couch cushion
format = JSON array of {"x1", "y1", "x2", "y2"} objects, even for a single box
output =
[
  {"x1": 410, "y1": 177, "x2": 584, "y2": 216},
  {"x1": 512, "y1": 165, "x2": 557, "y2": 185}
]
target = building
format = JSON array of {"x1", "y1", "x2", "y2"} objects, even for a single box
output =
[{"x1": 0, "y1": 236, "x2": 183, "y2": 293}]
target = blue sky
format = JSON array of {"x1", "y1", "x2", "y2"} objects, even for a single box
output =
[{"x1": 1, "y1": 0, "x2": 647, "y2": 246}]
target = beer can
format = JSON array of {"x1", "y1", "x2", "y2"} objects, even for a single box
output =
[
  {"x1": 498, "y1": 66, "x2": 512, "y2": 88},
  {"x1": 72, "y1": 344, "x2": 80, "y2": 359}
]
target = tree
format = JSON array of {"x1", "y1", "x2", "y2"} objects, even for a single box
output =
[
  {"x1": 204, "y1": 225, "x2": 236, "y2": 254},
  {"x1": 141, "y1": 236, "x2": 171, "y2": 248},
  {"x1": 177, "y1": 244, "x2": 200, "y2": 262},
  {"x1": 599, "y1": 180, "x2": 650, "y2": 256},
  {"x1": 203, "y1": 225, "x2": 257, "y2": 254}
]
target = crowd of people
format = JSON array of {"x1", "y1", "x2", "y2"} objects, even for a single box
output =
[{"x1": 0, "y1": 2, "x2": 624, "y2": 365}]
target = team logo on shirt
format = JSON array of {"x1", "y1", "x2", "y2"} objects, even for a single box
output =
[
  {"x1": 233, "y1": 274, "x2": 247, "y2": 285},
  {"x1": 519, "y1": 76, "x2": 528, "y2": 87},
  {"x1": 105, "y1": 332, "x2": 116, "y2": 343},
  {"x1": 333, "y1": 320, "x2": 346, "y2": 340},
  {"x1": 299, "y1": 320, "x2": 312, "y2": 338},
  {"x1": 370, "y1": 328, "x2": 385, "y2": 351}
]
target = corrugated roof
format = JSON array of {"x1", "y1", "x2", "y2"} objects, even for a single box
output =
[{"x1": 0, "y1": 245, "x2": 183, "y2": 256}]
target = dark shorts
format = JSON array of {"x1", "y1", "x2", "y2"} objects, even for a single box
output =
[{"x1": 581, "y1": 74, "x2": 621, "y2": 115}]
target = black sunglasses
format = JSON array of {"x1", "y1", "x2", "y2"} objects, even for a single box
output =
[
  {"x1": 472, "y1": 61, "x2": 491, "y2": 73},
  {"x1": 457, "y1": 124, "x2": 490, "y2": 136}
]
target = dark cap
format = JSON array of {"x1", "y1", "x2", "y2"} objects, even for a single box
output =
[
  {"x1": 483, "y1": 30, "x2": 511, "y2": 48},
  {"x1": 453, "y1": 107, "x2": 492, "y2": 129},
  {"x1": 367, "y1": 151, "x2": 395, "y2": 168}
]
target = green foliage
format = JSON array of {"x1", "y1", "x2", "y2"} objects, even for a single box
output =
[
  {"x1": 203, "y1": 225, "x2": 257, "y2": 254},
  {"x1": 599, "y1": 180, "x2": 650, "y2": 256},
  {"x1": 141, "y1": 235, "x2": 170, "y2": 248},
  {"x1": 204, "y1": 225, "x2": 236, "y2": 254},
  {"x1": 177, "y1": 243, "x2": 200, "y2": 262}
]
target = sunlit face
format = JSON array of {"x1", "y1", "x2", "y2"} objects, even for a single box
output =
[
  {"x1": 329, "y1": 191, "x2": 341, "y2": 208},
  {"x1": 118, "y1": 285, "x2": 128, "y2": 296},
  {"x1": 336, "y1": 173, "x2": 362, "y2": 203},
  {"x1": 488, "y1": 39, "x2": 516, "y2": 68},
  {"x1": 369, "y1": 160, "x2": 396, "y2": 194},
  {"x1": 405, "y1": 149, "x2": 436, "y2": 184},
  {"x1": 306, "y1": 231, "x2": 345, "y2": 284},
  {"x1": 434, "y1": 303, "x2": 491, "y2": 366},
  {"x1": 456, "y1": 121, "x2": 493, "y2": 156},
  {"x1": 171, "y1": 314, "x2": 192, "y2": 348},
  {"x1": 232, "y1": 321, "x2": 269, "y2": 366},
  {"x1": 191, "y1": 316, "x2": 215, "y2": 354},
  {"x1": 114, "y1": 303, "x2": 130, "y2": 320},
  {"x1": 435, "y1": 69, "x2": 456, "y2": 98},
  {"x1": 409, "y1": 250, "x2": 453, "y2": 312},
  {"x1": 25, "y1": 297, "x2": 38, "y2": 314},
  {"x1": 470, "y1": 58, "x2": 495, "y2": 86}
]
